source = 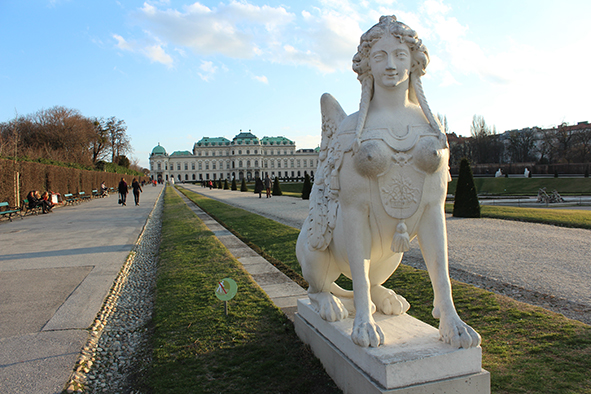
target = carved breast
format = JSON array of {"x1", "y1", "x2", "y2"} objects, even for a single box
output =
[
  {"x1": 413, "y1": 136, "x2": 446, "y2": 174},
  {"x1": 354, "y1": 140, "x2": 390, "y2": 177}
]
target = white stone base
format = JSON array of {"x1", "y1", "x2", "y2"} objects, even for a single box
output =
[{"x1": 295, "y1": 298, "x2": 490, "y2": 394}]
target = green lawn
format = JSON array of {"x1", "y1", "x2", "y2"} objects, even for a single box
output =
[
  {"x1": 174, "y1": 187, "x2": 591, "y2": 394},
  {"x1": 444, "y1": 204, "x2": 591, "y2": 230},
  {"x1": 448, "y1": 177, "x2": 591, "y2": 196},
  {"x1": 145, "y1": 187, "x2": 339, "y2": 393}
]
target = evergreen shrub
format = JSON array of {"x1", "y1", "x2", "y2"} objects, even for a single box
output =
[
  {"x1": 301, "y1": 173, "x2": 312, "y2": 200},
  {"x1": 272, "y1": 177, "x2": 282, "y2": 196},
  {"x1": 231, "y1": 179, "x2": 237, "y2": 191},
  {"x1": 453, "y1": 158, "x2": 480, "y2": 218},
  {"x1": 240, "y1": 178, "x2": 247, "y2": 192}
]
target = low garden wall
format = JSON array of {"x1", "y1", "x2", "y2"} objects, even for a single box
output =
[{"x1": 0, "y1": 158, "x2": 148, "y2": 207}]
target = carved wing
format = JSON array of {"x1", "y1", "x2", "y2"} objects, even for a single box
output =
[{"x1": 307, "y1": 93, "x2": 347, "y2": 250}]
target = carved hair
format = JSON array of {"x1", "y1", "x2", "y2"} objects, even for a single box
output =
[{"x1": 351, "y1": 15, "x2": 441, "y2": 139}]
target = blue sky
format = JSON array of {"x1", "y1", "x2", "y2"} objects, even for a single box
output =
[{"x1": 2, "y1": 0, "x2": 590, "y2": 169}]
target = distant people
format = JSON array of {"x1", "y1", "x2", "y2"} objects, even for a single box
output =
[
  {"x1": 495, "y1": 168, "x2": 503, "y2": 178},
  {"x1": 27, "y1": 190, "x2": 51, "y2": 213},
  {"x1": 101, "y1": 181, "x2": 108, "y2": 197},
  {"x1": 131, "y1": 178, "x2": 143, "y2": 206},
  {"x1": 118, "y1": 177, "x2": 128, "y2": 206},
  {"x1": 254, "y1": 177, "x2": 264, "y2": 198},
  {"x1": 208, "y1": 180, "x2": 213, "y2": 189},
  {"x1": 264, "y1": 175, "x2": 272, "y2": 198},
  {"x1": 524, "y1": 168, "x2": 530, "y2": 178},
  {"x1": 41, "y1": 191, "x2": 54, "y2": 212}
]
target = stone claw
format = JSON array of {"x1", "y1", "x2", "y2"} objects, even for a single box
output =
[
  {"x1": 439, "y1": 314, "x2": 481, "y2": 349},
  {"x1": 351, "y1": 318, "x2": 384, "y2": 347},
  {"x1": 309, "y1": 292, "x2": 349, "y2": 322}
]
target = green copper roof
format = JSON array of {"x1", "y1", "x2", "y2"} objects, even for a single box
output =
[
  {"x1": 260, "y1": 136, "x2": 294, "y2": 145},
  {"x1": 170, "y1": 150, "x2": 192, "y2": 156},
  {"x1": 232, "y1": 131, "x2": 259, "y2": 145},
  {"x1": 196, "y1": 137, "x2": 231, "y2": 146},
  {"x1": 151, "y1": 144, "x2": 167, "y2": 155}
]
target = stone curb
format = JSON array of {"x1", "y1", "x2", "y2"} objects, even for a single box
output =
[{"x1": 173, "y1": 187, "x2": 307, "y2": 321}]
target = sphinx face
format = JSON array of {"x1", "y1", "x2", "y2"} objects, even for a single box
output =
[{"x1": 369, "y1": 34, "x2": 412, "y2": 90}]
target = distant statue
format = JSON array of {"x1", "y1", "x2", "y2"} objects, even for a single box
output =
[
  {"x1": 495, "y1": 168, "x2": 503, "y2": 177},
  {"x1": 296, "y1": 15, "x2": 480, "y2": 348},
  {"x1": 524, "y1": 168, "x2": 530, "y2": 178}
]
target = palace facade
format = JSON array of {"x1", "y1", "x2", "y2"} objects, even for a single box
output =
[{"x1": 149, "y1": 131, "x2": 319, "y2": 183}]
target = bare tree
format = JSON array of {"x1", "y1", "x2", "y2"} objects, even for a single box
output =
[
  {"x1": 105, "y1": 117, "x2": 131, "y2": 163},
  {"x1": 506, "y1": 128, "x2": 538, "y2": 163},
  {"x1": 469, "y1": 115, "x2": 503, "y2": 164}
]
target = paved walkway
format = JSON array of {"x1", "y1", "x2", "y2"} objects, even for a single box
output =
[
  {"x1": 180, "y1": 185, "x2": 591, "y2": 324},
  {"x1": 0, "y1": 184, "x2": 164, "y2": 394}
]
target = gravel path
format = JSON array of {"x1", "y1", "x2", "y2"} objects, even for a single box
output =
[
  {"x1": 181, "y1": 185, "x2": 591, "y2": 325},
  {"x1": 66, "y1": 189, "x2": 162, "y2": 393}
]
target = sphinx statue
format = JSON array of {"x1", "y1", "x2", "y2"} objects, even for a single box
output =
[{"x1": 296, "y1": 15, "x2": 481, "y2": 349}]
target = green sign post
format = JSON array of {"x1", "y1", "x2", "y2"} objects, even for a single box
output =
[{"x1": 215, "y1": 278, "x2": 237, "y2": 315}]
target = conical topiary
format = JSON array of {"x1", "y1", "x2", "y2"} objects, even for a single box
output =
[
  {"x1": 272, "y1": 177, "x2": 282, "y2": 196},
  {"x1": 240, "y1": 178, "x2": 248, "y2": 192},
  {"x1": 301, "y1": 173, "x2": 312, "y2": 200},
  {"x1": 217, "y1": 179, "x2": 222, "y2": 189},
  {"x1": 224, "y1": 179, "x2": 229, "y2": 189},
  {"x1": 231, "y1": 178, "x2": 237, "y2": 191},
  {"x1": 453, "y1": 158, "x2": 480, "y2": 218},
  {"x1": 585, "y1": 167, "x2": 589, "y2": 178}
]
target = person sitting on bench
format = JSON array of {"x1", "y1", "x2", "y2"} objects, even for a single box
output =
[
  {"x1": 41, "y1": 191, "x2": 54, "y2": 212},
  {"x1": 27, "y1": 190, "x2": 52, "y2": 214}
]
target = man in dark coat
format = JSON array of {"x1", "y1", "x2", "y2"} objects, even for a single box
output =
[{"x1": 118, "y1": 178, "x2": 128, "y2": 206}]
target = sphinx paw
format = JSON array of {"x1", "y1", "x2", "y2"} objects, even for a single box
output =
[
  {"x1": 372, "y1": 286, "x2": 410, "y2": 315},
  {"x1": 351, "y1": 318, "x2": 384, "y2": 347},
  {"x1": 309, "y1": 292, "x2": 348, "y2": 322}
]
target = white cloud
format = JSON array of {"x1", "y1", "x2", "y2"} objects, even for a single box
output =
[
  {"x1": 145, "y1": 44, "x2": 173, "y2": 66},
  {"x1": 113, "y1": 34, "x2": 133, "y2": 51},
  {"x1": 117, "y1": 0, "x2": 370, "y2": 73},
  {"x1": 253, "y1": 75, "x2": 268, "y2": 84},
  {"x1": 113, "y1": 34, "x2": 173, "y2": 66},
  {"x1": 197, "y1": 60, "x2": 218, "y2": 82}
]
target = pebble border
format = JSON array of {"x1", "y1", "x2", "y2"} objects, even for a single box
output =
[{"x1": 64, "y1": 187, "x2": 164, "y2": 393}]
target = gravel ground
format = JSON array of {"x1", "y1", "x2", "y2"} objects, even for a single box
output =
[
  {"x1": 65, "y1": 189, "x2": 163, "y2": 393},
  {"x1": 181, "y1": 185, "x2": 591, "y2": 326}
]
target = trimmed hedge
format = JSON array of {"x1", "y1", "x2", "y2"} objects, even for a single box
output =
[
  {"x1": 0, "y1": 158, "x2": 148, "y2": 207},
  {"x1": 453, "y1": 158, "x2": 481, "y2": 218}
]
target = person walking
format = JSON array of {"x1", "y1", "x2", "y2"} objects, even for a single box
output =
[
  {"x1": 264, "y1": 175, "x2": 272, "y2": 198},
  {"x1": 118, "y1": 177, "x2": 128, "y2": 206},
  {"x1": 254, "y1": 177, "x2": 264, "y2": 198},
  {"x1": 131, "y1": 178, "x2": 143, "y2": 206}
]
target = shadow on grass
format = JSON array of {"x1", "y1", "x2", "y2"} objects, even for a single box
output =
[
  {"x1": 177, "y1": 186, "x2": 591, "y2": 394},
  {"x1": 146, "y1": 187, "x2": 340, "y2": 393}
]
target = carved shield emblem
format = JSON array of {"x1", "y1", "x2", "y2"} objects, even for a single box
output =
[{"x1": 377, "y1": 156, "x2": 425, "y2": 220}]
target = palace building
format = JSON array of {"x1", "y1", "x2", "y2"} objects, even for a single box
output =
[{"x1": 149, "y1": 131, "x2": 319, "y2": 183}]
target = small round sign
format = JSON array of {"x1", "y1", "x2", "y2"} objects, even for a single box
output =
[{"x1": 215, "y1": 278, "x2": 237, "y2": 301}]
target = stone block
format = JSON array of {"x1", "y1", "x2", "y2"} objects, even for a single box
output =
[{"x1": 295, "y1": 298, "x2": 490, "y2": 394}]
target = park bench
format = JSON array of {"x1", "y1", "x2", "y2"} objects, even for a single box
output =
[
  {"x1": 21, "y1": 199, "x2": 42, "y2": 216},
  {"x1": 92, "y1": 189, "x2": 100, "y2": 198},
  {"x1": 64, "y1": 193, "x2": 79, "y2": 205},
  {"x1": 0, "y1": 202, "x2": 22, "y2": 222},
  {"x1": 78, "y1": 191, "x2": 91, "y2": 202}
]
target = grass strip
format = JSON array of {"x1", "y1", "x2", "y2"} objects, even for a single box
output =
[
  {"x1": 147, "y1": 186, "x2": 339, "y2": 393},
  {"x1": 444, "y1": 204, "x2": 591, "y2": 230},
  {"x1": 448, "y1": 177, "x2": 591, "y2": 196},
  {"x1": 179, "y1": 187, "x2": 591, "y2": 394}
]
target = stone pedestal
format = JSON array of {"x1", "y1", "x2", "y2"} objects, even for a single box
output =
[{"x1": 295, "y1": 298, "x2": 490, "y2": 394}]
